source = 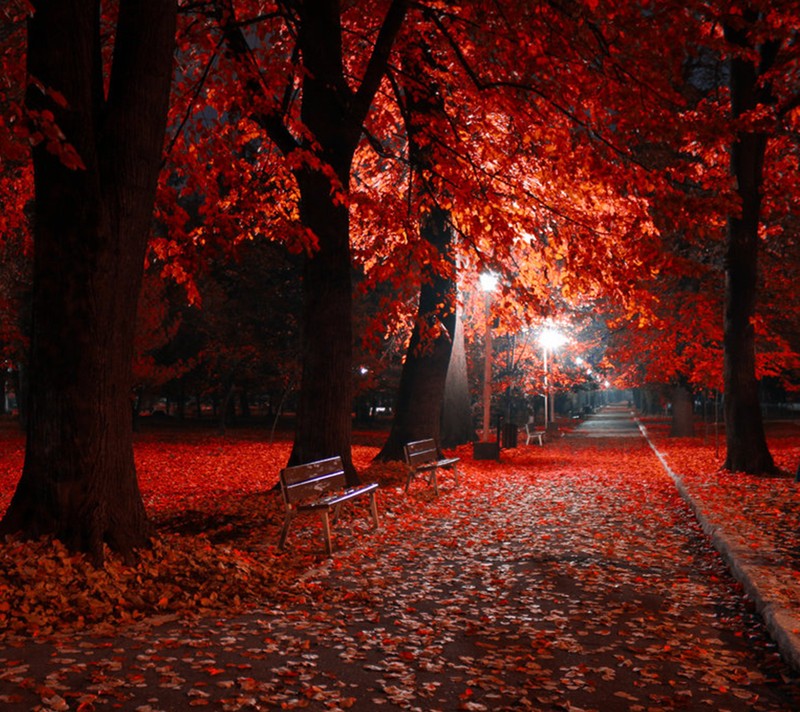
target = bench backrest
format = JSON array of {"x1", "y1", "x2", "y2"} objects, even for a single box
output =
[
  {"x1": 404, "y1": 438, "x2": 439, "y2": 468},
  {"x1": 280, "y1": 456, "x2": 346, "y2": 505}
]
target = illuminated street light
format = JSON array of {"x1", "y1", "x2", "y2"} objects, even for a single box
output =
[
  {"x1": 539, "y1": 327, "x2": 567, "y2": 431},
  {"x1": 479, "y1": 273, "x2": 498, "y2": 441},
  {"x1": 479, "y1": 272, "x2": 498, "y2": 293}
]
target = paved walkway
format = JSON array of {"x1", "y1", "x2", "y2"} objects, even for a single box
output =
[{"x1": 2, "y1": 408, "x2": 800, "y2": 711}]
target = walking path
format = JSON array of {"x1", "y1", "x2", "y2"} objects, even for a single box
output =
[{"x1": 2, "y1": 407, "x2": 800, "y2": 711}]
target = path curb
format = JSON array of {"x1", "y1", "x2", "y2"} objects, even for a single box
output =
[{"x1": 638, "y1": 418, "x2": 800, "y2": 674}]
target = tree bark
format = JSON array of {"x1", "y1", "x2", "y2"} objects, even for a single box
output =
[
  {"x1": 217, "y1": 0, "x2": 408, "y2": 483},
  {"x1": 0, "y1": 0, "x2": 177, "y2": 563},
  {"x1": 376, "y1": 208, "x2": 457, "y2": 460},
  {"x1": 374, "y1": 32, "x2": 461, "y2": 460},
  {"x1": 289, "y1": 166, "x2": 356, "y2": 473},
  {"x1": 722, "y1": 16, "x2": 777, "y2": 474}
]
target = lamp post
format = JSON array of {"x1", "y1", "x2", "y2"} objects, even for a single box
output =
[
  {"x1": 539, "y1": 327, "x2": 566, "y2": 432},
  {"x1": 479, "y1": 273, "x2": 498, "y2": 441}
]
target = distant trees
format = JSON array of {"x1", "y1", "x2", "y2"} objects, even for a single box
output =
[
  {"x1": 133, "y1": 238, "x2": 303, "y2": 431},
  {"x1": 596, "y1": 3, "x2": 800, "y2": 471}
]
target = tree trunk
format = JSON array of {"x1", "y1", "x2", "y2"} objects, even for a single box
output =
[
  {"x1": 376, "y1": 209, "x2": 457, "y2": 461},
  {"x1": 211, "y1": 0, "x2": 407, "y2": 484},
  {"x1": 218, "y1": 372, "x2": 235, "y2": 435},
  {"x1": 722, "y1": 17, "x2": 776, "y2": 474},
  {"x1": 669, "y1": 382, "x2": 694, "y2": 437},
  {"x1": 374, "y1": 32, "x2": 461, "y2": 461},
  {"x1": 280, "y1": 1, "x2": 406, "y2": 484},
  {"x1": 0, "y1": 0, "x2": 177, "y2": 564},
  {"x1": 283, "y1": 1, "x2": 354, "y2": 472},
  {"x1": 441, "y1": 305, "x2": 475, "y2": 447},
  {"x1": 13, "y1": 365, "x2": 27, "y2": 425},
  {"x1": 239, "y1": 388, "x2": 251, "y2": 420},
  {"x1": 287, "y1": 150, "x2": 356, "y2": 478}
]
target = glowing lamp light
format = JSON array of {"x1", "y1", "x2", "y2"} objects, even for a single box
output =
[
  {"x1": 479, "y1": 272, "x2": 498, "y2": 292},
  {"x1": 539, "y1": 327, "x2": 567, "y2": 351}
]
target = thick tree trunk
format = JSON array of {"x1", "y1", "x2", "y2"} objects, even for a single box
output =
[
  {"x1": 375, "y1": 34, "x2": 460, "y2": 461},
  {"x1": 289, "y1": 168, "x2": 355, "y2": 476},
  {"x1": 722, "y1": 18, "x2": 776, "y2": 474},
  {"x1": 284, "y1": 1, "x2": 406, "y2": 483},
  {"x1": 376, "y1": 209, "x2": 456, "y2": 461},
  {"x1": 669, "y1": 382, "x2": 694, "y2": 437},
  {"x1": 284, "y1": 3, "x2": 362, "y2": 481},
  {"x1": 0, "y1": 0, "x2": 177, "y2": 563},
  {"x1": 441, "y1": 305, "x2": 475, "y2": 447}
]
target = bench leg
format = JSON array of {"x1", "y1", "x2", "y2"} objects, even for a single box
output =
[
  {"x1": 320, "y1": 510, "x2": 333, "y2": 556},
  {"x1": 452, "y1": 464, "x2": 459, "y2": 487},
  {"x1": 331, "y1": 502, "x2": 342, "y2": 523},
  {"x1": 368, "y1": 490, "x2": 379, "y2": 530},
  {"x1": 430, "y1": 468, "x2": 439, "y2": 497},
  {"x1": 278, "y1": 512, "x2": 293, "y2": 550},
  {"x1": 405, "y1": 468, "x2": 415, "y2": 492}
]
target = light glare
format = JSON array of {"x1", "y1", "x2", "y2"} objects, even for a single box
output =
[
  {"x1": 479, "y1": 272, "x2": 498, "y2": 292},
  {"x1": 539, "y1": 327, "x2": 567, "y2": 350}
]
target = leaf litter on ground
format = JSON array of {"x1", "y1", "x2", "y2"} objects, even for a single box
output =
[{"x1": 1, "y1": 418, "x2": 800, "y2": 710}]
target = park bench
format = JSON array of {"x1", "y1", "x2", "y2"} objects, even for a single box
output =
[
  {"x1": 403, "y1": 438, "x2": 460, "y2": 496},
  {"x1": 525, "y1": 422, "x2": 545, "y2": 446},
  {"x1": 278, "y1": 456, "x2": 379, "y2": 555}
]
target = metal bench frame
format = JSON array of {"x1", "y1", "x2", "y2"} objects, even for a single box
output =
[
  {"x1": 525, "y1": 423, "x2": 545, "y2": 446},
  {"x1": 403, "y1": 438, "x2": 460, "y2": 496}
]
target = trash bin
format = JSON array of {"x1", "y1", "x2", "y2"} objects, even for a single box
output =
[{"x1": 501, "y1": 422, "x2": 518, "y2": 448}]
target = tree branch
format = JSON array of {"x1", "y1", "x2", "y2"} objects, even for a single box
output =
[
  {"x1": 213, "y1": 0, "x2": 298, "y2": 156},
  {"x1": 352, "y1": 0, "x2": 409, "y2": 126}
]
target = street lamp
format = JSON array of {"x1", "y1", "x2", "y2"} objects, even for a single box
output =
[
  {"x1": 479, "y1": 272, "x2": 498, "y2": 441},
  {"x1": 539, "y1": 326, "x2": 566, "y2": 432}
]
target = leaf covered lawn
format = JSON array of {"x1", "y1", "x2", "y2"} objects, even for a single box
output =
[
  {"x1": 0, "y1": 429, "x2": 406, "y2": 638},
  {"x1": 1, "y1": 418, "x2": 800, "y2": 710},
  {"x1": 645, "y1": 419, "x2": 800, "y2": 614}
]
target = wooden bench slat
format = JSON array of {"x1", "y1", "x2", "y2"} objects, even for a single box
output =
[
  {"x1": 282, "y1": 456, "x2": 344, "y2": 485},
  {"x1": 283, "y1": 472, "x2": 345, "y2": 504},
  {"x1": 298, "y1": 483, "x2": 379, "y2": 510}
]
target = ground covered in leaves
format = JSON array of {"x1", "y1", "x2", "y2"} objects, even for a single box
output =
[
  {"x1": 646, "y1": 420, "x2": 800, "y2": 615},
  {"x1": 1, "y1": 410, "x2": 800, "y2": 711},
  {"x1": 0, "y1": 429, "x2": 401, "y2": 638}
]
